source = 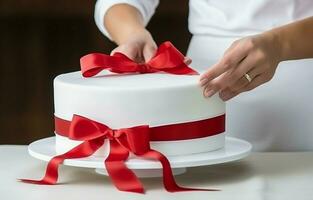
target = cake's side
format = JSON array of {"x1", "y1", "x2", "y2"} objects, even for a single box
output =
[{"x1": 54, "y1": 71, "x2": 226, "y2": 156}]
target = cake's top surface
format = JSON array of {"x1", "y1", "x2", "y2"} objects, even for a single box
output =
[{"x1": 55, "y1": 71, "x2": 203, "y2": 90}]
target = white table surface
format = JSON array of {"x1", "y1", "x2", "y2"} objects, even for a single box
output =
[{"x1": 1, "y1": 145, "x2": 313, "y2": 200}]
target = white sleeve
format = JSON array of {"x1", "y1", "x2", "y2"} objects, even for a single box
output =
[{"x1": 94, "y1": 0, "x2": 159, "y2": 40}]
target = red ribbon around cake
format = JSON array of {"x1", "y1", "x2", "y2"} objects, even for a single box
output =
[
  {"x1": 80, "y1": 41, "x2": 198, "y2": 77},
  {"x1": 21, "y1": 114, "x2": 225, "y2": 193},
  {"x1": 20, "y1": 42, "x2": 225, "y2": 193}
]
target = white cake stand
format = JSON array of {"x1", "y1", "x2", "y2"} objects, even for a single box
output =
[{"x1": 28, "y1": 136, "x2": 252, "y2": 178}]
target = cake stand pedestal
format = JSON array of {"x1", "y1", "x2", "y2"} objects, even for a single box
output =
[{"x1": 95, "y1": 167, "x2": 187, "y2": 178}]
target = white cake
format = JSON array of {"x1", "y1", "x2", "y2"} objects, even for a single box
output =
[{"x1": 54, "y1": 71, "x2": 226, "y2": 157}]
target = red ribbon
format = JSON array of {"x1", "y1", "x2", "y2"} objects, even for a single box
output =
[
  {"x1": 80, "y1": 41, "x2": 198, "y2": 77},
  {"x1": 55, "y1": 115, "x2": 225, "y2": 142},
  {"x1": 21, "y1": 114, "x2": 224, "y2": 193}
]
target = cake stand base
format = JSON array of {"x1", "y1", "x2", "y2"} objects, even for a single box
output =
[
  {"x1": 95, "y1": 167, "x2": 187, "y2": 178},
  {"x1": 28, "y1": 136, "x2": 252, "y2": 175}
]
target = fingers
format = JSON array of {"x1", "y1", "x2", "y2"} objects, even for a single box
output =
[
  {"x1": 230, "y1": 65, "x2": 263, "y2": 91},
  {"x1": 219, "y1": 74, "x2": 266, "y2": 101},
  {"x1": 221, "y1": 53, "x2": 256, "y2": 87},
  {"x1": 220, "y1": 56, "x2": 261, "y2": 92},
  {"x1": 219, "y1": 67, "x2": 259, "y2": 100},
  {"x1": 200, "y1": 35, "x2": 279, "y2": 101},
  {"x1": 143, "y1": 43, "x2": 157, "y2": 62},
  {"x1": 111, "y1": 44, "x2": 142, "y2": 62},
  {"x1": 199, "y1": 40, "x2": 249, "y2": 85},
  {"x1": 202, "y1": 53, "x2": 257, "y2": 97},
  {"x1": 111, "y1": 43, "x2": 192, "y2": 65},
  {"x1": 219, "y1": 68, "x2": 274, "y2": 101}
]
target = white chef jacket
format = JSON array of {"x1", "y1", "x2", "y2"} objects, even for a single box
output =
[
  {"x1": 94, "y1": 0, "x2": 313, "y2": 151},
  {"x1": 95, "y1": 0, "x2": 313, "y2": 39}
]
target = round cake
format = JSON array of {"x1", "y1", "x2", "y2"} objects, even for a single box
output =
[{"x1": 54, "y1": 71, "x2": 226, "y2": 157}]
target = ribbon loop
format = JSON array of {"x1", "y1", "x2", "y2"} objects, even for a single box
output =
[{"x1": 68, "y1": 115, "x2": 109, "y2": 141}]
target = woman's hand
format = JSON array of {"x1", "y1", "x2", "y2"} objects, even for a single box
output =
[
  {"x1": 111, "y1": 29, "x2": 157, "y2": 63},
  {"x1": 104, "y1": 4, "x2": 158, "y2": 63},
  {"x1": 105, "y1": 4, "x2": 191, "y2": 64},
  {"x1": 111, "y1": 28, "x2": 192, "y2": 65},
  {"x1": 199, "y1": 32, "x2": 282, "y2": 101}
]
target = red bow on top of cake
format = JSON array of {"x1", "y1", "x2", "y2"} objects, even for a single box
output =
[
  {"x1": 20, "y1": 41, "x2": 225, "y2": 194},
  {"x1": 80, "y1": 41, "x2": 198, "y2": 77}
]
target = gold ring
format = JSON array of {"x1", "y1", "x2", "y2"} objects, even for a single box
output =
[{"x1": 244, "y1": 73, "x2": 252, "y2": 82}]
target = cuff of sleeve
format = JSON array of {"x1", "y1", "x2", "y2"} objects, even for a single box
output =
[{"x1": 94, "y1": 0, "x2": 158, "y2": 40}]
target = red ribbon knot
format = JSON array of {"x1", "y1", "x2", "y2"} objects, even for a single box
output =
[
  {"x1": 138, "y1": 63, "x2": 154, "y2": 73},
  {"x1": 105, "y1": 129, "x2": 117, "y2": 140}
]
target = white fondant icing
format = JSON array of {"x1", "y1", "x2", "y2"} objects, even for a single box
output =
[{"x1": 54, "y1": 71, "x2": 226, "y2": 156}]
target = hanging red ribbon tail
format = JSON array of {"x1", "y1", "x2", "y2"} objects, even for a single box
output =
[
  {"x1": 140, "y1": 150, "x2": 220, "y2": 192},
  {"x1": 105, "y1": 140, "x2": 145, "y2": 193},
  {"x1": 115, "y1": 129, "x2": 220, "y2": 192},
  {"x1": 20, "y1": 138, "x2": 104, "y2": 184},
  {"x1": 80, "y1": 41, "x2": 198, "y2": 77}
]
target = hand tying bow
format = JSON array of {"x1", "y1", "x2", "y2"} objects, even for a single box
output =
[{"x1": 80, "y1": 41, "x2": 198, "y2": 77}]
